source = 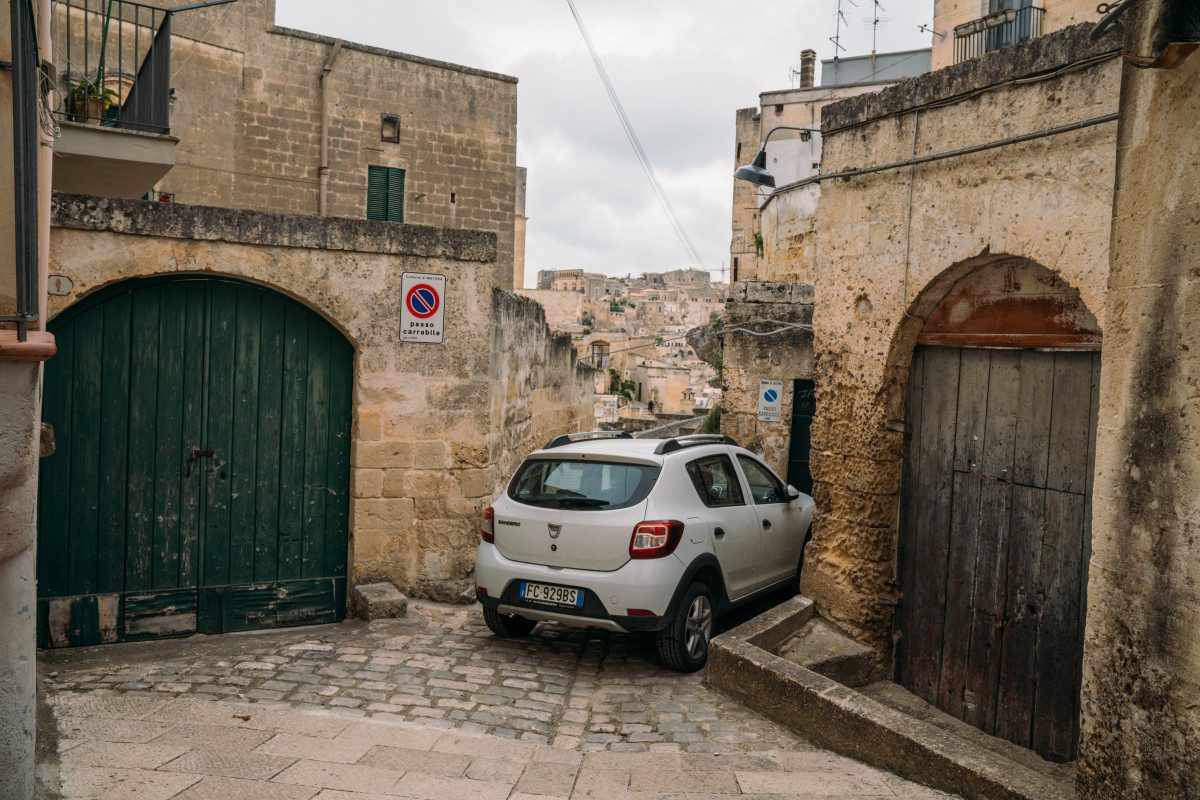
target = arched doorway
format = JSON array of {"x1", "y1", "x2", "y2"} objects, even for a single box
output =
[
  {"x1": 894, "y1": 259, "x2": 1099, "y2": 762},
  {"x1": 37, "y1": 275, "x2": 353, "y2": 647}
]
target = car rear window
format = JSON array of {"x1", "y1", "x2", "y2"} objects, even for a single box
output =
[{"x1": 508, "y1": 459, "x2": 660, "y2": 511}]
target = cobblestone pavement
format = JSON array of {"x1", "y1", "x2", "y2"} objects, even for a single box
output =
[{"x1": 38, "y1": 602, "x2": 957, "y2": 798}]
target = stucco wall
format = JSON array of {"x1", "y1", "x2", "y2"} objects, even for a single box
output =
[
  {"x1": 47, "y1": 195, "x2": 590, "y2": 602},
  {"x1": 720, "y1": 281, "x2": 814, "y2": 477},
  {"x1": 1077, "y1": 4, "x2": 1200, "y2": 795},
  {"x1": 799, "y1": 25, "x2": 1122, "y2": 654}
]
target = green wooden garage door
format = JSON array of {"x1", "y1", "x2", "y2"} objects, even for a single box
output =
[{"x1": 38, "y1": 275, "x2": 353, "y2": 648}]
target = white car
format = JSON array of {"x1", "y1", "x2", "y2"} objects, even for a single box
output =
[{"x1": 474, "y1": 432, "x2": 815, "y2": 672}]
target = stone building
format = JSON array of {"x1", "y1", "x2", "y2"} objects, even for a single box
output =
[
  {"x1": 723, "y1": 2, "x2": 1127, "y2": 775},
  {"x1": 50, "y1": 0, "x2": 522, "y2": 289},
  {"x1": 1077, "y1": 1, "x2": 1199, "y2": 795},
  {"x1": 730, "y1": 48, "x2": 930, "y2": 283},
  {"x1": 1, "y1": 0, "x2": 53, "y2": 792},
  {"x1": 41, "y1": 196, "x2": 592, "y2": 645},
  {"x1": 928, "y1": 0, "x2": 1098, "y2": 69},
  {"x1": 27, "y1": 0, "x2": 592, "y2": 649}
]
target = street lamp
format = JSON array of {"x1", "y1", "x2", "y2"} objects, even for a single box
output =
[{"x1": 733, "y1": 126, "x2": 821, "y2": 189}]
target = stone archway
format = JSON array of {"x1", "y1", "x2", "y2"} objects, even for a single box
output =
[
  {"x1": 892, "y1": 257, "x2": 1100, "y2": 762},
  {"x1": 38, "y1": 274, "x2": 354, "y2": 647}
]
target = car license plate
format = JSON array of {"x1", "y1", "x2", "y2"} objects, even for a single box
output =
[{"x1": 520, "y1": 581, "x2": 583, "y2": 608}]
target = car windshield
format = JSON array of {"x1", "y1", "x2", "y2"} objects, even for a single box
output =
[{"x1": 508, "y1": 459, "x2": 660, "y2": 511}]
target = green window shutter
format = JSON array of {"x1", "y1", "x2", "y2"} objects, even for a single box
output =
[
  {"x1": 386, "y1": 168, "x2": 405, "y2": 222},
  {"x1": 366, "y1": 166, "x2": 405, "y2": 222},
  {"x1": 366, "y1": 166, "x2": 389, "y2": 221}
]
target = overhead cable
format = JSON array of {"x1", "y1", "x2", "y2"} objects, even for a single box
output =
[{"x1": 564, "y1": 0, "x2": 708, "y2": 271}]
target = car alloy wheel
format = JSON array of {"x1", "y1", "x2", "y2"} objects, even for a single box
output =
[{"x1": 684, "y1": 593, "x2": 713, "y2": 659}]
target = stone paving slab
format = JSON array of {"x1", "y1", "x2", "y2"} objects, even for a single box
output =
[{"x1": 38, "y1": 602, "x2": 961, "y2": 799}]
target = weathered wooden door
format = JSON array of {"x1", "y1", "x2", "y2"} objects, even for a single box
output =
[
  {"x1": 895, "y1": 346, "x2": 1099, "y2": 762},
  {"x1": 38, "y1": 276, "x2": 352, "y2": 647}
]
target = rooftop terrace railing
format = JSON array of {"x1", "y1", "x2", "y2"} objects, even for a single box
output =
[
  {"x1": 953, "y1": 5, "x2": 1045, "y2": 64},
  {"x1": 52, "y1": 0, "x2": 171, "y2": 134}
]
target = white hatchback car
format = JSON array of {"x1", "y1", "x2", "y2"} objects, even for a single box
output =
[{"x1": 474, "y1": 432, "x2": 815, "y2": 671}]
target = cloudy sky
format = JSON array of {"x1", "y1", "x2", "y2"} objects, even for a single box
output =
[{"x1": 276, "y1": 0, "x2": 928, "y2": 285}]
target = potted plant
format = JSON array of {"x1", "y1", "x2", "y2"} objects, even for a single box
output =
[
  {"x1": 67, "y1": 0, "x2": 119, "y2": 125},
  {"x1": 68, "y1": 77, "x2": 118, "y2": 124}
]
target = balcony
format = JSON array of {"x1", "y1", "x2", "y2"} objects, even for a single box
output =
[
  {"x1": 953, "y1": 6, "x2": 1045, "y2": 64},
  {"x1": 50, "y1": 0, "x2": 178, "y2": 198}
]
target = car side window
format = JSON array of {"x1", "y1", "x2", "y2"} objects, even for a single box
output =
[
  {"x1": 736, "y1": 455, "x2": 786, "y2": 504},
  {"x1": 685, "y1": 455, "x2": 746, "y2": 508}
]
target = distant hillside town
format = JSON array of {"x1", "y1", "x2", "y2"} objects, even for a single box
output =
[{"x1": 518, "y1": 268, "x2": 726, "y2": 429}]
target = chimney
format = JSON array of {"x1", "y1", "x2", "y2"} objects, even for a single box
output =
[{"x1": 799, "y1": 49, "x2": 817, "y2": 88}]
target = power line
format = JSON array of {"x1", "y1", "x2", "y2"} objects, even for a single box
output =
[{"x1": 564, "y1": 0, "x2": 709, "y2": 272}]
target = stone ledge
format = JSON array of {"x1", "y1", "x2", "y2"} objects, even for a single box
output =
[
  {"x1": 351, "y1": 582, "x2": 408, "y2": 621},
  {"x1": 0, "y1": 330, "x2": 56, "y2": 362},
  {"x1": 822, "y1": 23, "x2": 1122, "y2": 132},
  {"x1": 730, "y1": 280, "x2": 815, "y2": 305},
  {"x1": 705, "y1": 596, "x2": 1072, "y2": 800},
  {"x1": 51, "y1": 194, "x2": 498, "y2": 263}
]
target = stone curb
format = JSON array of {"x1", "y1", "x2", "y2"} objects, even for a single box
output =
[{"x1": 705, "y1": 596, "x2": 1072, "y2": 800}]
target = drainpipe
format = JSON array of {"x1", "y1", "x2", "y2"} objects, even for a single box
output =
[
  {"x1": 37, "y1": 0, "x2": 51, "y2": 325},
  {"x1": 318, "y1": 39, "x2": 342, "y2": 217}
]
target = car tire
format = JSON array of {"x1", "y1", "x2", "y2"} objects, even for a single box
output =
[
  {"x1": 657, "y1": 581, "x2": 715, "y2": 672},
  {"x1": 483, "y1": 607, "x2": 538, "y2": 638}
]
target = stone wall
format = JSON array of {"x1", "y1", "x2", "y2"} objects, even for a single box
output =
[
  {"x1": 800, "y1": 24, "x2": 1122, "y2": 654},
  {"x1": 47, "y1": 195, "x2": 591, "y2": 602},
  {"x1": 136, "y1": 0, "x2": 518, "y2": 289},
  {"x1": 489, "y1": 291, "x2": 594, "y2": 505},
  {"x1": 720, "y1": 281, "x2": 814, "y2": 477},
  {"x1": 1077, "y1": 2, "x2": 1200, "y2": 796}
]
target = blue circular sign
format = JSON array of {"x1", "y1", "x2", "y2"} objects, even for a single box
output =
[{"x1": 763, "y1": 388, "x2": 779, "y2": 403}]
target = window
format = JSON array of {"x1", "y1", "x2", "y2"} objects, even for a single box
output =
[
  {"x1": 685, "y1": 455, "x2": 745, "y2": 508},
  {"x1": 508, "y1": 459, "x2": 659, "y2": 511},
  {"x1": 380, "y1": 113, "x2": 401, "y2": 143},
  {"x1": 736, "y1": 455, "x2": 786, "y2": 504},
  {"x1": 367, "y1": 165, "x2": 405, "y2": 222}
]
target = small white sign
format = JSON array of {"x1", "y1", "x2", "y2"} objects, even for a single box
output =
[
  {"x1": 47, "y1": 274, "x2": 74, "y2": 296},
  {"x1": 400, "y1": 272, "x2": 446, "y2": 344},
  {"x1": 757, "y1": 380, "x2": 784, "y2": 422}
]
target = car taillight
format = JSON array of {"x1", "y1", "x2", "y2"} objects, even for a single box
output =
[
  {"x1": 482, "y1": 507, "x2": 495, "y2": 543},
  {"x1": 629, "y1": 520, "x2": 684, "y2": 559}
]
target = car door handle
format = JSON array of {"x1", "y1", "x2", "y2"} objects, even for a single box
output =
[
  {"x1": 714, "y1": 527, "x2": 726, "y2": 538},
  {"x1": 762, "y1": 519, "x2": 772, "y2": 530}
]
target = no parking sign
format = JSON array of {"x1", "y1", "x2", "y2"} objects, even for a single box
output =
[{"x1": 400, "y1": 272, "x2": 446, "y2": 344}]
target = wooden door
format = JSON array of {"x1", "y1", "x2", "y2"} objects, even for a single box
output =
[
  {"x1": 787, "y1": 379, "x2": 815, "y2": 495},
  {"x1": 894, "y1": 346, "x2": 1099, "y2": 762},
  {"x1": 38, "y1": 276, "x2": 353, "y2": 647}
]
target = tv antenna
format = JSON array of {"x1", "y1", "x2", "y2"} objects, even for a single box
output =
[
  {"x1": 829, "y1": 0, "x2": 857, "y2": 61},
  {"x1": 862, "y1": 0, "x2": 891, "y2": 54}
]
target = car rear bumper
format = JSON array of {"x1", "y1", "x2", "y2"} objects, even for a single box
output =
[{"x1": 474, "y1": 543, "x2": 681, "y2": 632}]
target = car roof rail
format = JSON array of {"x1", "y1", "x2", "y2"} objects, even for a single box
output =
[
  {"x1": 543, "y1": 430, "x2": 634, "y2": 449},
  {"x1": 653, "y1": 434, "x2": 739, "y2": 455}
]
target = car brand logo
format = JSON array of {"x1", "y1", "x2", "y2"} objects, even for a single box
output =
[{"x1": 548, "y1": 523, "x2": 561, "y2": 539}]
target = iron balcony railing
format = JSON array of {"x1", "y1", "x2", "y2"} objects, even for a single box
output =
[
  {"x1": 953, "y1": 6, "x2": 1045, "y2": 64},
  {"x1": 52, "y1": 0, "x2": 172, "y2": 134}
]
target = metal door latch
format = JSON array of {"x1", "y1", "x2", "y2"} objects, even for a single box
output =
[{"x1": 184, "y1": 448, "x2": 215, "y2": 477}]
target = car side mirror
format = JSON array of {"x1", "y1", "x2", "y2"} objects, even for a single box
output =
[{"x1": 786, "y1": 485, "x2": 801, "y2": 501}]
